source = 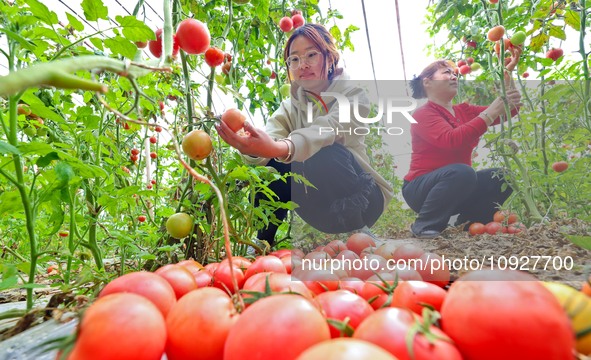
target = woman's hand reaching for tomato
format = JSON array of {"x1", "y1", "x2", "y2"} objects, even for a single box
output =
[
  {"x1": 215, "y1": 121, "x2": 289, "y2": 159},
  {"x1": 504, "y1": 46, "x2": 522, "y2": 87}
]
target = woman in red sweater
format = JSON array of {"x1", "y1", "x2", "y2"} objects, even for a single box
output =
[{"x1": 403, "y1": 50, "x2": 521, "y2": 238}]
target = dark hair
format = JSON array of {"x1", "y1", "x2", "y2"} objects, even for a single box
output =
[
  {"x1": 410, "y1": 60, "x2": 453, "y2": 99},
  {"x1": 283, "y1": 24, "x2": 340, "y2": 81}
]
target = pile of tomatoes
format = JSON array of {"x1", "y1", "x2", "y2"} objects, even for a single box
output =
[{"x1": 60, "y1": 232, "x2": 590, "y2": 360}]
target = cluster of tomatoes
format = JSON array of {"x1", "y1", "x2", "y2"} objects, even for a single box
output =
[
  {"x1": 468, "y1": 210, "x2": 527, "y2": 236},
  {"x1": 278, "y1": 9, "x2": 305, "y2": 33},
  {"x1": 58, "y1": 231, "x2": 590, "y2": 360}
]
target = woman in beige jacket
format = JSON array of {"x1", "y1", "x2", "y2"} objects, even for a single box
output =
[{"x1": 216, "y1": 24, "x2": 392, "y2": 246}]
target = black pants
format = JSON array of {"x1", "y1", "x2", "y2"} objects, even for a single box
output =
[
  {"x1": 402, "y1": 164, "x2": 512, "y2": 233},
  {"x1": 255, "y1": 144, "x2": 384, "y2": 245}
]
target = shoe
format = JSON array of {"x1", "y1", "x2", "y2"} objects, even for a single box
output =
[{"x1": 410, "y1": 226, "x2": 441, "y2": 239}]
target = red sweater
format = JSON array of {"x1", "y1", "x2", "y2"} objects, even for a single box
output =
[{"x1": 404, "y1": 101, "x2": 514, "y2": 182}]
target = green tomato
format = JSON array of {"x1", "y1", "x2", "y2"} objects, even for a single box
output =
[
  {"x1": 279, "y1": 84, "x2": 291, "y2": 98},
  {"x1": 510, "y1": 31, "x2": 526, "y2": 46},
  {"x1": 215, "y1": 74, "x2": 225, "y2": 84},
  {"x1": 166, "y1": 213, "x2": 194, "y2": 239},
  {"x1": 261, "y1": 67, "x2": 272, "y2": 77},
  {"x1": 37, "y1": 128, "x2": 48, "y2": 136},
  {"x1": 23, "y1": 126, "x2": 36, "y2": 137},
  {"x1": 470, "y1": 62, "x2": 482, "y2": 71}
]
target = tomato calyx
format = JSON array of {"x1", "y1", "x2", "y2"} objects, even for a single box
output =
[
  {"x1": 365, "y1": 273, "x2": 400, "y2": 308},
  {"x1": 405, "y1": 308, "x2": 452, "y2": 359},
  {"x1": 326, "y1": 317, "x2": 355, "y2": 337}
]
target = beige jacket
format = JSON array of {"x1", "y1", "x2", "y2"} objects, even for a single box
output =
[{"x1": 242, "y1": 71, "x2": 393, "y2": 211}]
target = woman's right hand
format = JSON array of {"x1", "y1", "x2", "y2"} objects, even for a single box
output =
[
  {"x1": 484, "y1": 89, "x2": 522, "y2": 125},
  {"x1": 215, "y1": 121, "x2": 288, "y2": 159}
]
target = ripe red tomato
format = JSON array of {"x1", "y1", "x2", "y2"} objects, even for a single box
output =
[
  {"x1": 546, "y1": 48, "x2": 564, "y2": 61},
  {"x1": 316, "y1": 290, "x2": 375, "y2": 338},
  {"x1": 392, "y1": 280, "x2": 447, "y2": 314},
  {"x1": 130, "y1": 154, "x2": 138, "y2": 162},
  {"x1": 241, "y1": 272, "x2": 314, "y2": 306},
  {"x1": 150, "y1": 151, "x2": 157, "y2": 159},
  {"x1": 507, "y1": 213, "x2": 518, "y2": 224},
  {"x1": 68, "y1": 293, "x2": 166, "y2": 360},
  {"x1": 484, "y1": 221, "x2": 502, "y2": 235},
  {"x1": 146, "y1": 184, "x2": 153, "y2": 190},
  {"x1": 346, "y1": 233, "x2": 376, "y2": 256},
  {"x1": 416, "y1": 252, "x2": 450, "y2": 288},
  {"x1": 58, "y1": 231, "x2": 69, "y2": 238},
  {"x1": 221, "y1": 108, "x2": 246, "y2": 132},
  {"x1": 582, "y1": 277, "x2": 591, "y2": 297},
  {"x1": 466, "y1": 57, "x2": 474, "y2": 64},
  {"x1": 135, "y1": 41, "x2": 147, "y2": 48},
  {"x1": 123, "y1": 122, "x2": 131, "y2": 130},
  {"x1": 99, "y1": 271, "x2": 176, "y2": 317},
  {"x1": 493, "y1": 210, "x2": 506, "y2": 223},
  {"x1": 392, "y1": 244, "x2": 425, "y2": 261},
  {"x1": 166, "y1": 288, "x2": 238, "y2": 360},
  {"x1": 359, "y1": 276, "x2": 396, "y2": 310},
  {"x1": 182, "y1": 129, "x2": 213, "y2": 161},
  {"x1": 353, "y1": 307, "x2": 463, "y2": 359},
  {"x1": 291, "y1": 14, "x2": 305, "y2": 29},
  {"x1": 131, "y1": 148, "x2": 140, "y2": 156},
  {"x1": 154, "y1": 125, "x2": 163, "y2": 133},
  {"x1": 440, "y1": 270, "x2": 575, "y2": 360},
  {"x1": 148, "y1": 28, "x2": 180, "y2": 58},
  {"x1": 224, "y1": 294, "x2": 331, "y2": 360},
  {"x1": 298, "y1": 338, "x2": 396, "y2": 359},
  {"x1": 244, "y1": 255, "x2": 287, "y2": 280},
  {"x1": 224, "y1": 53, "x2": 233, "y2": 62},
  {"x1": 468, "y1": 222, "x2": 485, "y2": 235},
  {"x1": 279, "y1": 16, "x2": 293, "y2": 32},
  {"x1": 150, "y1": 179, "x2": 156, "y2": 185},
  {"x1": 456, "y1": 60, "x2": 467, "y2": 67},
  {"x1": 211, "y1": 261, "x2": 245, "y2": 294},
  {"x1": 552, "y1": 161, "x2": 569, "y2": 172},
  {"x1": 155, "y1": 264, "x2": 198, "y2": 300},
  {"x1": 47, "y1": 264, "x2": 59, "y2": 274},
  {"x1": 149, "y1": 136, "x2": 157, "y2": 144},
  {"x1": 459, "y1": 65, "x2": 471, "y2": 75},
  {"x1": 138, "y1": 215, "x2": 147, "y2": 222},
  {"x1": 490, "y1": 0, "x2": 498, "y2": 3},
  {"x1": 204, "y1": 47, "x2": 225, "y2": 67},
  {"x1": 487, "y1": 25, "x2": 505, "y2": 42},
  {"x1": 193, "y1": 270, "x2": 213, "y2": 288},
  {"x1": 466, "y1": 40, "x2": 477, "y2": 48},
  {"x1": 175, "y1": 19, "x2": 210, "y2": 55},
  {"x1": 522, "y1": 71, "x2": 530, "y2": 78}
]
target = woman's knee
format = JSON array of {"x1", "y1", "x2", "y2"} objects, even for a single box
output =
[{"x1": 443, "y1": 164, "x2": 478, "y2": 188}]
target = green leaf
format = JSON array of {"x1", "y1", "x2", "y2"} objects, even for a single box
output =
[
  {"x1": 81, "y1": 0, "x2": 108, "y2": 22},
  {"x1": 548, "y1": 25, "x2": 566, "y2": 40},
  {"x1": 0, "y1": 265, "x2": 18, "y2": 291},
  {"x1": 565, "y1": 235, "x2": 591, "y2": 251},
  {"x1": 530, "y1": 32, "x2": 549, "y2": 52},
  {"x1": 36, "y1": 151, "x2": 60, "y2": 167},
  {"x1": 89, "y1": 37, "x2": 104, "y2": 51},
  {"x1": 0, "y1": 141, "x2": 20, "y2": 155},
  {"x1": 20, "y1": 90, "x2": 64, "y2": 123},
  {"x1": 25, "y1": 0, "x2": 58, "y2": 25},
  {"x1": 104, "y1": 36, "x2": 137, "y2": 59},
  {"x1": 253, "y1": 0, "x2": 270, "y2": 21},
  {"x1": 116, "y1": 15, "x2": 155, "y2": 42},
  {"x1": 564, "y1": 10, "x2": 581, "y2": 30},
  {"x1": 66, "y1": 12, "x2": 85, "y2": 32},
  {"x1": 0, "y1": 28, "x2": 36, "y2": 51},
  {"x1": 55, "y1": 162, "x2": 75, "y2": 185},
  {"x1": 0, "y1": 191, "x2": 22, "y2": 215}
]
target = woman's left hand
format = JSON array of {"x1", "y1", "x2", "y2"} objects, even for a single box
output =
[{"x1": 215, "y1": 121, "x2": 285, "y2": 159}]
